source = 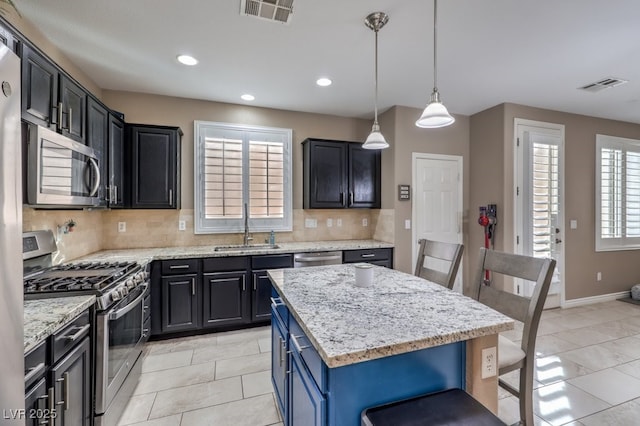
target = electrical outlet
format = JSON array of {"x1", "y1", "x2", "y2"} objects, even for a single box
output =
[
  {"x1": 178, "y1": 220, "x2": 186, "y2": 231},
  {"x1": 404, "y1": 219, "x2": 411, "y2": 230},
  {"x1": 597, "y1": 272, "x2": 602, "y2": 281},
  {"x1": 326, "y1": 218, "x2": 333, "y2": 228},
  {"x1": 305, "y1": 218, "x2": 317, "y2": 228},
  {"x1": 336, "y1": 218, "x2": 342, "y2": 227},
  {"x1": 481, "y1": 347, "x2": 497, "y2": 379},
  {"x1": 362, "y1": 218, "x2": 368, "y2": 227},
  {"x1": 118, "y1": 222, "x2": 126, "y2": 233}
]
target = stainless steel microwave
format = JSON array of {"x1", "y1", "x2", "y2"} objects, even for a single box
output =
[{"x1": 27, "y1": 125, "x2": 101, "y2": 207}]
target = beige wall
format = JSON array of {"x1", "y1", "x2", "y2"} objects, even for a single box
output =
[
  {"x1": 470, "y1": 102, "x2": 640, "y2": 301},
  {"x1": 386, "y1": 106, "x2": 470, "y2": 274}
]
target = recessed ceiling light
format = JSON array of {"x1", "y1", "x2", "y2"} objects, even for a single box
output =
[
  {"x1": 177, "y1": 55, "x2": 198, "y2": 66},
  {"x1": 316, "y1": 78, "x2": 332, "y2": 87},
  {"x1": 241, "y1": 94, "x2": 255, "y2": 101}
]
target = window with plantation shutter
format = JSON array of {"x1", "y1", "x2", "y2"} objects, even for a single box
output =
[
  {"x1": 596, "y1": 134, "x2": 640, "y2": 250},
  {"x1": 194, "y1": 121, "x2": 292, "y2": 234}
]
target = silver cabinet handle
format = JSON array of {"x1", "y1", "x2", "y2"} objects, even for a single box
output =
[
  {"x1": 169, "y1": 189, "x2": 173, "y2": 205},
  {"x1": 47, "y1": 387, "x2": 55, "y2": 416},
  {"x1": 63, "y1": 323, "x2": 90, "y2": 342},
  {"x1": 290, "y1": 334, "x2": 310, "y2": 352},
  {"x1": 169, "y1": 265, "x2": 190, "y2": 270},
  {"x1": 277, "y1": 336, "x2": 283, "y2": 367},
  {"x1": 350, "y1": 192, "x2": 354, "y2": 206},
  {"x1": 68, "y1": 107, "x2": 73, "y2": 131},
  {"x1": 241, "y1": 275, "x2": 246, "y2": 292},
  {"x1": 191, "y1": 278, "x2": 196, "y2": 296},
  {"x1": 361, "y1": 253, "x2": 376, "y2": 258},
  {"x1": 62, "y1": 371, "x2": 70, "y2": 411},
  {"x1": 57, "y1": 102, "x2": 63, "y2": 130},
  {"x1": 114, "y1": 185, "x2": 118, "y2": 204},
  {"x1": 270, "y1": 297, "x2": 284, "y2": 307},
  {"x1": 24, "y1": 362, "x2": 46, "y2": 384}
]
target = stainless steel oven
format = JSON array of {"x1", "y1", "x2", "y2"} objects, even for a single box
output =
[{"x1": 95, "y1": 280, "x2": 150, "y2": 426}]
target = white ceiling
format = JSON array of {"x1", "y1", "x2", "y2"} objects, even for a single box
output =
[{"x1": 12, "y1": 0, "x2": 640, "y2": 123}]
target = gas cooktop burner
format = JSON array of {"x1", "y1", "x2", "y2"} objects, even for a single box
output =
[{"x1": 24, "y1": 261, "x2": 141, "y2": 294}]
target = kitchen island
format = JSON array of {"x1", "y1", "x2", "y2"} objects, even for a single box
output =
[{"x1": 268, "y1": 264, "x2": 513, "y2": 425}]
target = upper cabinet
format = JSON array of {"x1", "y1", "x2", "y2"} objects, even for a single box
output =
[
  {"x1": 127, "y1": 124, "x2": 182, "y2": 209},
  {"x1": 87, "y1": 96, "x2": 109, "y2": 206},
  {"x1": 21, "y1": 43, "x2": 87, "y2": 143},
  {"x1": 303, "y1": 138, "x2": 381, "y2": 209},
  {"x1": 108, "y1": 112, "x2": 126, "y2": 208},
  {"x1": 0, "y1": 21, "x2": 18, "y2": 52}
]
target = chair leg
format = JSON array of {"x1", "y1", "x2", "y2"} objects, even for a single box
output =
[{"x1": 519, "y1": 362, "x2": 535, "y2": 426}]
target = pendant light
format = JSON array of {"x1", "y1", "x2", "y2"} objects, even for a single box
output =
[
  {"x1": 363, "y1": 12, "x2": 389, "y2": 150},
  {"x1": 416, "y1": 0, "x2": 455, "y2": 128}
]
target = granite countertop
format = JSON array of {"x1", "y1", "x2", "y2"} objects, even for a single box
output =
[
  {"x1": 268, "y1": 264, "x2": 514, "y2": 368},
  {"x1": 24, "y1": 295, "x2": 96, "y2": 354},
  {"x1": 74, "y1": 239, "x2": 393, "y2": 264}
]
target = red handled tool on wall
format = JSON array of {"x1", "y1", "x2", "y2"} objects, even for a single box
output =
[{"x1": 478, "y1": 204, "x2": 497, "y2": 283}]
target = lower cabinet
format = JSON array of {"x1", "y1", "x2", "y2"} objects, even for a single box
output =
[
  {"x1": 24, "y1": 309, "x2": 92, "y2": 426},
  {"x1": 161, "y1": 274, "x2": 199, "y2": 333},
  {"x1": 271, "y1": 307, "x2": 288, "y2": 415},
  {"x1": 202, "y1": 271, "x2": 250, "y2": 327},
  {"x1": 289, "y1": 349, "x2": 326, "y2": 426},
  {"x1": 343, "y1": 248, "x2": 394, "y2": 268}
]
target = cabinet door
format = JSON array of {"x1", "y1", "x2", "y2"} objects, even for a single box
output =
[
  {"x1": 303, "y1": 140, "x2": 347, "y2": 209},
  {"x1": 289, "y1": 350, "x2": 326, "y2": 426},
  {"x1": 161, "y1": 275, "x2": 199, "y2": 333},
  {"x1": 271, "y1": 315, "x2": 288, "y2": 422},
  {"x1": 50, "y1": 337, "x2": 91, "y2": 426},
  {"x1": 108, "y1": 113, "x2": 126, "y2": 207},
  {"x1": 202, "y1": 271, "x2": 249, "y2": 328},
  {"x1": 129, "y1": 125, "x2": 180, "y2": 209},
  {"x1": 252, "y1": 270, "x2": 273, "y2": 322},
  {"x1": 86, "y1": 97, "x2": 108, "y2": 206},
  {"x1": 348, "y1": 143, "x2": 381, "y2": 208},
  {"x1": 25, "y1": 377, "x2": 49, "y2": 426},
  {"x1": 59, "y1": 76, "x2": 86, "y2": 143},
  {"x1": 0, "y1": 23, "x2": 18, "y2": 52},
  {"x1": 21, "y1": 44, "x2": 59, "y2": 130}
]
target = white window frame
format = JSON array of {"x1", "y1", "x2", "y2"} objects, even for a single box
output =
[
  {"x1": 596, "y1": 134, "x2": 640, "y2": 251},
  {"x1": 194, "y1": 121, "x2": 293, "y2": 234}
]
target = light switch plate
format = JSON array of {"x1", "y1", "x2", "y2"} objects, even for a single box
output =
[
  {"x1": 326, "y1": 218, "x2": 333, "y2": 227},
  {"x1": 305, "y1": 219, "x2": 317, "y2": 228},
  {"x1": 570, "y1": 219, "x2": 577, "y2": 229},
  {"x1": 118, "y1": 222, "x2": 126, "y2": 233},
  {"x1": 404, "y1": 219, "x2": 411, "y2": 230},
  {"x1": 481, "y1": 347, "x2": 497, "y2": 379}
]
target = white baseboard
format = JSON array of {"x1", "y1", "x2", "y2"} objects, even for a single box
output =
[{"x1": 562, "y1": 290, "x2": 631, "y2": 308}]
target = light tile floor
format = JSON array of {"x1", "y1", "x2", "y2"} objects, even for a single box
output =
[{"x1": 119, "y1": 299, "x2": 640, "y2": 425}]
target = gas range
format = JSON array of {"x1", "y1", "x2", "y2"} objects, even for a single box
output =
[{"x1": 23, "y1": 230, "x2": 148, "y2": 310}]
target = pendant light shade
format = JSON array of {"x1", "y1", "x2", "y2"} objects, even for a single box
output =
[
  {"x1": 363, "y1": 12, "x2": 389, "y2": 150},
  {"x1": 416, "y1": 0, "x2": 455, "y2": 129}
]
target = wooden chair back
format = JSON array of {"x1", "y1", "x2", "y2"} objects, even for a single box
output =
[{"x1": 414, "y1": 239, "x2": 464, "y2": 290}]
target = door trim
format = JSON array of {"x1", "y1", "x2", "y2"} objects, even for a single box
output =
[
  {"x1": 411, "y1": 153, "x2": 464, "y2": 286},
  {"x1": 513, "y1": 118, "x2": 566, "y2": 307}
]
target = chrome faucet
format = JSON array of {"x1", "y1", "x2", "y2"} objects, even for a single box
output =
[{"x1": 243, "y1": 203, "x2": 253, "y2": 246}]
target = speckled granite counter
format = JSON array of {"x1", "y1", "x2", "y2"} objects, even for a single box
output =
[
  {"x1": 24, "y1": 295, "x2": 95, "y2": 354},
  {"x1": 268, "y1": 264, "x2": 513, "y2": 368},
  {"x1": 73, "y1": 239, "x2": 393, "y2": 265}
]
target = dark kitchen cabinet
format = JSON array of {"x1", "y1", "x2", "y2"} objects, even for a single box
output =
[
  {"x1": 343, "y1": 248, "x2": 394, "y2": 268},
  {"x1": 202, "y1": 271, "x2": 250, "y2": 327},
  {"x1": 59, "y1": 76, "x2": 86, "y2": 143},
  {"x1": 108, "y1": 112, "x2": 126, "y2": 207},
  {"x1": 24, "y1": 377, "x2": 48, "y2": 426},
  {"x1": 128, "y1": 124, "x2": 182, "y2": 209},
  {"x1": 87, "y1": 96, "x2": 109, "y2": 206},
  {"x1": 21, "y1": 43, "x2": 59, "y2": 130},
  {"x1": 251, "y1": 254, "x2": 293, "y2": 322},
  {"x1": 0, "y1": 21, "x2": 18, "y2": 52},
  {"x1": 161, "y1": 275, "x2": 199, "y2": 333},
  {"x1": 303, "y1": 138, "x2": 380, "y2": 209},
  {"x1": 50, "y1": 337, "x2": 91, "y2": 426}
]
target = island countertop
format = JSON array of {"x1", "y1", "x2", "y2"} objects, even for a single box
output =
[
  {"x1": 268, "y1": 264, "x2": 514, "y2": 368},
  {"x1": 24, "y1": 295, "x2": 96, "y2": 354}
]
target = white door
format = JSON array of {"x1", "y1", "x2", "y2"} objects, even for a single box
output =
[
  {"x1": 412, "y1": 153, "x2": 463, "y2": 291},
  {"x1": 515, "y1": 119, "x2": 565, "y2": 308}
]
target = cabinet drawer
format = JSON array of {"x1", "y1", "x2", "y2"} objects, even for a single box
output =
[
  {"x1": 343, "y1": 248, "x2": 392, "y2": 263},
  {"x1": 289, "y1": 316, "x2": 326, "y2": 393},
  {"x1": 202, "y1": 256, "x2": 249, "y2": 273},
  {"x1": 24, "y1": 340, "x2": 47, "y2": 389},
  {"x1": 161, "y1": 258, "x2": 199, "y2": 275},
  {"x1": 52, "y1": 310, "x2": 91, "y2": 363},
  {"x1": 251, "y1": 254, "x2": 293, "y2": 270}
]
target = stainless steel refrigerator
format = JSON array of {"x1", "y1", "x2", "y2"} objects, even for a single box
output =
[{"x1": 0, "y1": 43, "x2": 24, "y2": 421}]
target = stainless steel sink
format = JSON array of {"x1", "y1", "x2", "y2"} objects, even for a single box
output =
[{"x1": 213, "y1": 244, "x2": 280, "y2": 252}]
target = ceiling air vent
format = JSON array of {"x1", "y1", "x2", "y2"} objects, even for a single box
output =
[
  {"x1": 579, "y1": 77, "x2": 628, "y2": 93},
  {"x1": 241, "y1": 0, "x2": 294, "y2": 24}
]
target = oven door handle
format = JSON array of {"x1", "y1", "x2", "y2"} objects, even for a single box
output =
[{"x1": 108, "y1": 285, "x2": 147, "y2": 321}]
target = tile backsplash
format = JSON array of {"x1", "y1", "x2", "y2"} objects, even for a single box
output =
[{"x1": 23, "y1": 207, "x2": 395, "y2": 262}]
